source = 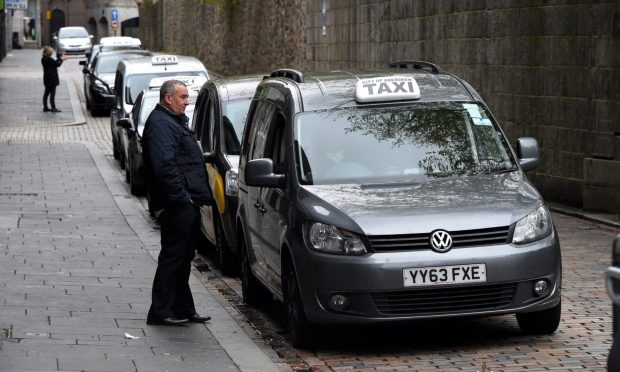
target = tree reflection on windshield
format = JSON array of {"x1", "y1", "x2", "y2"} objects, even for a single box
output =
[{"x1": 295, "y1": 102, "x2": 517, "y2": 185}]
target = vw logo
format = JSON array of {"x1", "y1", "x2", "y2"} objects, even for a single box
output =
[{"x1": 430, "y1": 230, "x2": 453, "y2": 253}]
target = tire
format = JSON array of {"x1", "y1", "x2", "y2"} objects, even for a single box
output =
[
  {"x1": 129, "y1": 156, "x2": 145, "y2": 196},
  {"x1": 119, "y1": 144, "x2": 126, "y2": 170},
  {"x1": 516, "y1": 300, "x2": 561, "y2": 335},
  {"x1": 124, "y1": 155, "x2": 130, "y2": 183},
  {"x1": 112, "y1": 133, "x2": 120, "y2": 160},
  {"x1": 284, "y1": 257, "x2": 314, "y2": 347},
  {"x1": 91, "y1": 105, "x2": 102, "y2": 117},
  {"x1": 240, "y1": 233, "x2": 268, "y2": 306},
  {"x1": 215, "y1": 214, "x2": 237, "y2": 276}
]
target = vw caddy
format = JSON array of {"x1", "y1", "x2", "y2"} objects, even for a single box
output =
[{"x1": 237, "y1": 63, "x2": 562, "y2": 346}]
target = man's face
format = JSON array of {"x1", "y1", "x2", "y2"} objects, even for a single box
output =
[{"x1": 164, "y1": 84, "x2": 189, "y2": 115}]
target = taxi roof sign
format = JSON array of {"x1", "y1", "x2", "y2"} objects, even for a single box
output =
[
  {"x1": 152, "y1": 55, "x2": 179, "y2": 65},
  {"x1": 149, "y1": 76, "x2": 208, "y2": 89},
  {"x1": 355, "y1": 76, "x2": 420, "y2": 103},
  {"x1": 100, "y1": 36, "x2": 141, "y2": 47}
]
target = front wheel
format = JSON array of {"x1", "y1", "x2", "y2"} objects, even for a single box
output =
[
  {"x1": 516, "y1": 300, "x2": 561, "y2": 335},
  {"x1": 284, "y1": 257, "x2": 315, "y2": 347},
  {"x1": 112, "y1": 134, "x2": 120, "y2": 160}
]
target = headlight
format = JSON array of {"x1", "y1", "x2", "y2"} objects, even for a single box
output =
[
  {"x1": 307, "y1": 222, "x2": 367, "y2": 255},
  {"x1": 512, "y1": 205, "x2": 552, "y2": 244},
  {"x1": 94, "y1": 80, "x2": 110, "y2": 94},
  {"x1": 225, "y1": 169, "x2": 238, "y2": 196}
]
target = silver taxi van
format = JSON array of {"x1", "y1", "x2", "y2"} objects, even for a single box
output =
[
  {"x1": 108, "y1": 55, "x2": 209, "y2": 167},
  {"x1": 237, "y1": 63, "x2": 562, "y2": 346}
]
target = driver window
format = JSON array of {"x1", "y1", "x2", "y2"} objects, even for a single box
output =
[
  {"x1": 264, "y1": 111, "x2": 286, "y2": 174},
  {"x1": 199, "y1": 98, "x2": 213, "y2": 152}
]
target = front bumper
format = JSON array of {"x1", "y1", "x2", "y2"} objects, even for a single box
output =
[
  {"x1": 59, "y1": 45, "x2": 91, "y2": 54},
  {"x1": 294, "y1": 230, "x2": 561, "y2": 324}
]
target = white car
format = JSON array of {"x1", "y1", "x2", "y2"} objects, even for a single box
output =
[{"x1": 54, "y1": 26, "x2": 93, "y2": 55}]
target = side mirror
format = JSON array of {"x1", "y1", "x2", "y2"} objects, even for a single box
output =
[
  {"x1": 82, "y1": 67, "x2": 89, "y2": 74},
  {"x1": 79, "y1": 60, "x2": 86, "y2": 66},
  {"x1": 117, "y1": 118, "x2": 132, "y2": 130},
  {"x1": 516, "y1": 137, "x2": 540, "y2": 172},
  {"x1": 203, "y1": 151, "x2": 216, "y2": 164},
  {"x1": 53, "y1": 35, "x2": 58, "y2": 41},
  {"x1": 89, "y1": 34, "x2": 94, "y2": 39},
  {"x1": 245, "y1": 158, "x2": 285, "y2": 188}
]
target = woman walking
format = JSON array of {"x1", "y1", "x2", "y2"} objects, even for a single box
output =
[{"x1": 41, "y1": 46, "x2": 67, "y2": 112}]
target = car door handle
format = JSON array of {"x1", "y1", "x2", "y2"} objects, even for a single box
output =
[{"x1": 253, "y1": 202, "x2": 266, "y2": 214}]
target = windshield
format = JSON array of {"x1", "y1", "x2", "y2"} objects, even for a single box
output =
[
  {"x1": 96, "y1": 53, "x2": 147, "y2": 74},
  {"x1": 59, "y1": 27, "x2": 89, "y2": 39},
  {"x1": 126, "y1": 71, "x2": 206, "y2": 104},
  {"x1": 221, "y1": 99, "x2": 251, "y2": 155},
  {"x1": 294, "y1": 102, "x2": 517, "y2": 185}
]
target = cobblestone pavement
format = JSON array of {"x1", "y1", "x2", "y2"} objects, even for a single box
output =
[
  {"x1": 1, "y1": 49, "x2": 619, "y2": 372},
  {"x1": 0, "y1": 50, "x2": 280, "y2": 372}
]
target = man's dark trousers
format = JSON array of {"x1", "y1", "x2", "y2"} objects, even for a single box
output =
[{"x1": 148, "y1": 202, "x2": 200, "y2": 320}]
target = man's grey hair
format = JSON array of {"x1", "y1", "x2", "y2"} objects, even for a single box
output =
[{"x1": 160, "y1": 80, "x2": 187, "y2": 102}]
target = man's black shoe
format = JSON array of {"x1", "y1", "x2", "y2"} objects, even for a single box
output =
[
  {"x1": 51, "y1": 108, "x2": 61, "y2": 113},
  {"x1": 146, "y1": 317, "x2": 189, "y2": 326},
  {"x1": 188, "y1": 314, "x2": 211, "y2": 323},
  {"x1": 43, "y1": 107, "x2": 50, "y2": 112}
]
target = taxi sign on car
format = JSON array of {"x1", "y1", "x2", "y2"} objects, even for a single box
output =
[
  {"x1": 355, "y1": 75, "x2": 420, "y2": 103},
  {"x1": 148, "y1": 75, "x2": 207, "y2": 89},
  {"x1": 152, "y1": 55, "x2": 179, "y2": 65},
  {"x1": 99, "y1": 36, "x2": 141, "y2": 48}
]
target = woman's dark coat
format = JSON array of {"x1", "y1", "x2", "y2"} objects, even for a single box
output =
[{"x1": 41, "y1": 55, "x2": 63, "y2": 87}]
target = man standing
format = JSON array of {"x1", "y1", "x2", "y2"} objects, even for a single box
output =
[{"x1": 143, "y1": 80, "x2": 213, "y2": 326}]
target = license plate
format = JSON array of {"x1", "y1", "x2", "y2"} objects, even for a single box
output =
[{"x1": 403, "y1": 263, "x2": 487, "y2": 287}]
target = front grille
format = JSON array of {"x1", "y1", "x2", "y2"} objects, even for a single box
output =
[
  {"x1": 368, "y1": 226, "x2": 511, "y2": 252},
  {"x1": 372, "y1": 283, "x2": 517, "y2": 316}
]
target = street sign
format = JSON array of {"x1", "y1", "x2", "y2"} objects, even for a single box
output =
[
  {"x1": 5, "y1": 0, "x2": 27, "y2": 10},
  {"x1": 111, "y1": 9, "x2": 119, "y2": 20},
  {"x1": 111, "y1": 20, "x2": 119, "y2": 30}
]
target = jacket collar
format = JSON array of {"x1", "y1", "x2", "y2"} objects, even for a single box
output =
[{"x1": 154, "y1": 103, "x2": 189, "y2": 127}]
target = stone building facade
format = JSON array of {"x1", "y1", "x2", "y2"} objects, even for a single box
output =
[{"x1": 141, "y1": 0, "x2": 620, "y2": 215}]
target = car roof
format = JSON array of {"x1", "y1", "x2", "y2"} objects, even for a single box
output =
[
  {"x1": 118, "y1": 55, "x2": 208, "y2": 77},
  {"x1": 263, "y1": 64, "x2": 483, "y2": 112},
  {"x1": 95, "y1": 49, "x2": 151, "y2": 59},
  {"x1": 59, "y1": 26, "x2": 87, "y2": 31},
  {"x1": 209, "y1": 74, "x2": 265, "y2": 102}
]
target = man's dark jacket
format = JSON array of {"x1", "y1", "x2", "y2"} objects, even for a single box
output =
[
  {"x1": 41, "y1": 55, "x2": 62, "y2": 87},
  {"x1": 142, "y1": 104, "x2": 213, "y2": 212}
]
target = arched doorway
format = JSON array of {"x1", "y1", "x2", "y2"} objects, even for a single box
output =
[
  {"x1": 98, "y1": 17, "x2": 109, "y2": 39},
  {"x1": 50, "y1": 9, "x2": 65, "y2": 46},
  {"x1": 87, "y1": 18, "x2": 98, "y2": 43}
]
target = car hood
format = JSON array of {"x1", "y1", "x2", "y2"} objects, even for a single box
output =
[
  {"x1": 299, "y1": 171, "x2": 542, "y2": 235},
  {"x1": 97, "y1": 73, "x2": 115, "y2": 87}
]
